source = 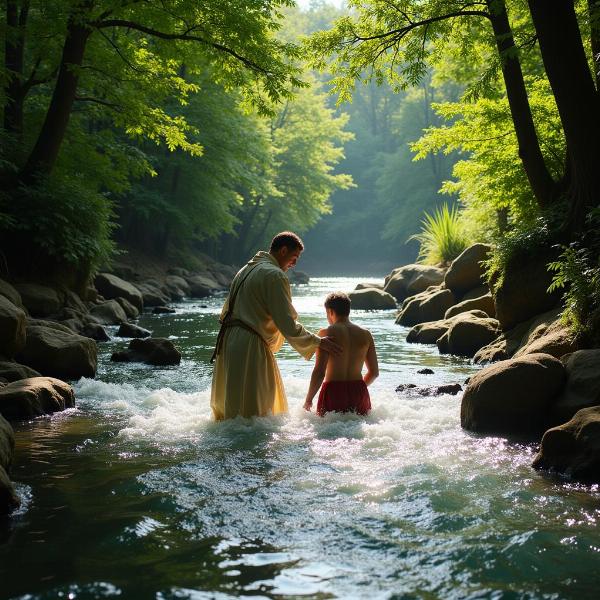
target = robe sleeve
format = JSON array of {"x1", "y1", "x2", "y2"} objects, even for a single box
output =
[{"x1": 265, "y1": 270, "x2": 321, "y2": 360}]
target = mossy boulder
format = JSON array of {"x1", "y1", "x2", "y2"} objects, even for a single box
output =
[
  {"x1": 89, "y1": 300, "x2": 128, "y2": 325},
  {"x1": 406, "y1": 310, "x2": 489, "y2": 345},
  {"x1": 461, "y1": 353, "x2": 566, "y2": 435},
  {"x1": 0, "y1": 279, "x2": 23, "y2": 308}
]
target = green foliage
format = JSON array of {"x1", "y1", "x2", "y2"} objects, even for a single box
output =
[
  {"x1": 408, "y1": 203, "x2": 468, "y2": 265},
  {"x1": 547, "y1": 209, "x2": 600, "y2": 340},
  {"x1": 0, "y1": 175, "x2": 116, "y2": 273}
]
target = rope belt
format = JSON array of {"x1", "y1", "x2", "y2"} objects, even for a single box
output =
[{"x1": 210, "y1": 318, "x2": 268, "y2": 363}]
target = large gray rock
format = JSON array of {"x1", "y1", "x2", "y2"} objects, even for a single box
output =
[
  {"x1": 437, "y1": 315, "x2": 501, "y2": 358},
  {"x1": 461, "y1": 353, "x2": 566, "y2": 435},
  {"x1": 348, "y1": 288, "x2": 397, "y2": 310},
  {"x1": 115, "y1": 296, "x2": 140, "y2": 320},
  {"x1": 17, "y1": 325, "x2": 97, "y2": 380},
  {"x1": 111, "y1": 338, "x2": 181, "y2": 366},
  {"x1": 116, "y1": 323, "x2": 151, "y2": 339},
  {"x1": 12, "y1": 283, "x2": 62, "y2": 317},
  {"x1": 185, "y1": 274, "x2": 220, "y2": 298},
  {"x1": 0, "y1": 296, "x2": 26, "y2": 359},
  {"x1": 0, "y1": 376, "x2": 75, "y2": 420},
  {"x1": 473, "y1": 317, "x2": 538, "y2": 364},
  {"x1": 135, "y1": 282, "x2": 170, "y2": 307},
  {"x1": 444, "y1": 243, "x2": 492, "y2": 296},
  {"x1": 406, "y1": 310, "x2": 489, "y2": 345},
  {"x1": 0, "y1": 279, "x2": 23, "y2": 308},
  {"x1": 533, "y1": 406, "x2": 600, "y2": 482},
  {"x1": 396, "y1": 288, "x2": 456, "y2": 326},
  {"x1": 164, "y1": 275, "x2": 191, "y2": 300},
  {"x1": 445, "y1": 293, "x2": 496, "y2": 319},
  {"x1": 0, "y1": 361, "x2": 41, "y2": 382},
  {"x1": 94, "y1": 273, "x2": 143, "y2": 311},
  {"x1": 384, "y1": 264, "x2": 445, "y2": 302},
  {"x1": 461, "y1": 284, "x2": 489, "y2": 302},
  {"x1": 494, "y1": 250, "x2": 561, "y2": 331},
  {"x1": 89, "y1": 300, "x2": 128, "y2": 325},
  {"x1": 551, "y1": 350, "x2": 600, "y2": 425},
  {"x1": 63, "y1": 290, "x2": 87, "y2": 314},
  {"x1": 513, "y1": 309, "x2": 577, "y2": 360}
]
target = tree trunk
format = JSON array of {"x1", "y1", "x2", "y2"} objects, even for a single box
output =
[
  {"x1": 528, "y1": 0, "x2": 600, "y2": 232},
  {"x1": 4, "y1": 0, "x2": 29, "y2": 137},
  {"x1": 486, "y1": 0, "x2": 557, "y2": 208},
  {"x1": 588, "y1": 0, "x2": 600, "y2": 91},
  {"x1": 20, "y1": 11, "x2": 91, "y2": 180}
]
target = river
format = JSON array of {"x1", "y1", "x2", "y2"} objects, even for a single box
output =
[{"x1": 1, "y1": 277, "x2": 599, "y2": 599}]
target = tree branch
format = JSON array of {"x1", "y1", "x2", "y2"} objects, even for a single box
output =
[
  {"x1": 94, "y1": 19, "x2": 271, "y2": 74},
  {"x1": 74, "y1": 95, "x2": 123, "y2": 110}
]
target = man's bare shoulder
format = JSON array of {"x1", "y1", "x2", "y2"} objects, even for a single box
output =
[
  {"x1": 318, "y1": 327, "x2": 330, "y2": 337},
  {"x1": 349, "y1": 321, "x2": 374, "y2": 340}
]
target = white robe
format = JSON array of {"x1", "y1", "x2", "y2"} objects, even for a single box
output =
[{"x1": 210, "y1": 251, "x2": 320, "y2": 420}]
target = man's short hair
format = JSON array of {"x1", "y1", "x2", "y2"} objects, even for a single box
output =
[
  {"x1": 325, "y1": 292, "x2": 351, "y2": 317},
  {"x1": 270, "y1": 231, "x2": 304, "y2": 253}
]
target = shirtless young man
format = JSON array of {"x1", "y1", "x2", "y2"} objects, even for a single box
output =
[{"x1": 303, "y1": 292, "x2": 379, "y2": 416}]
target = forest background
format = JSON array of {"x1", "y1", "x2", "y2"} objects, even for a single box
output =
[{"x1": 1, "y1": 0, "x2": 600, "y2": 341}]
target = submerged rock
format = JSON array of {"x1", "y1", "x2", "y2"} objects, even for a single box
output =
[
  {"x1": 153, "y1": 306, "x2": 176, "y2": 314},
  {"x1": 533, "y1": 406, "x2": 600, "y2": 482},
  {"x1": 111, "y1": 338, "x2": 181, "y2": 366},
  {"x1": 116, "y1": 323, "x2": 152, "y2": 339},
  {"x1": 0, "y1": 377, "x2": 75, "y2": 421},
  {"x1": 461, "y1": 353, "x2": 566, "y2": 435},
  {"x1": 396, "y1": 383, "x2": 462, "y2": 396}
]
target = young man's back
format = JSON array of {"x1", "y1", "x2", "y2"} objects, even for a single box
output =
[{"x1": 304, "y1": 292, "x2": 378, "y2": 416}]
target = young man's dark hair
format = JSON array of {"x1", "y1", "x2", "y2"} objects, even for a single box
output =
[
  {"x1": 270, "y1": 231, "x2": 304, "y2": 253},
  {"x1": 324, "y1": 292, "x2": 351, "y2": 317}
]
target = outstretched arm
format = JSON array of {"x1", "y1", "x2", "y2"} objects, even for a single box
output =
[
  {"x1": 363, "y1": 333, "x2": 379, "y2": 386},
  {"x1": 304, "y1": 329, "x2": 330, "y2": 411}
]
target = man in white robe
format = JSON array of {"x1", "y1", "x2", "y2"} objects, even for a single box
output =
[{"x1": 210, "y1": 232, "x2": 340, "y2": 420}]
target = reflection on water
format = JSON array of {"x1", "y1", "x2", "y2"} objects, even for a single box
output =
[{"x1": 1, "y1": 278, "x2": 600, "y2": 599}]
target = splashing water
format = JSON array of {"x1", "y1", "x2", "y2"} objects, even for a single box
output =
[{"x1": 2, "y1": 278, "x2": 599, "y2": 599}]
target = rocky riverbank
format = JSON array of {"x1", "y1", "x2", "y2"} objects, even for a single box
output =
[
  {"x1": 0, "y1": 251, "x2": 240, "y2": 514},
  {"x1": 355, "y1": 244, "x2": 599, "y2": 483}
]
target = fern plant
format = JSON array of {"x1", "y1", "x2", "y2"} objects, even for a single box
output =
[{"x1": 408, "y1": 203, "x2": 469, "y2": 265}]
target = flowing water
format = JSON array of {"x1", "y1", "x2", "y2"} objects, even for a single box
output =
[{"x1": 1, "y1": 277, "x2": 599, "y2": 599}]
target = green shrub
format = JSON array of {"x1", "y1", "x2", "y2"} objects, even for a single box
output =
[
  {"x1": 547, "y1": 209, "x2": 600, "y2": 342},
  {"x1": 408, "y1": 203, "x2": 469, "y2": 265},
  {"x1": 0, "y1": 174, "x2": 116, "y2": 281}
]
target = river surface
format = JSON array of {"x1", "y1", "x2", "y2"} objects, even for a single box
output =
[{"x1": 1, "y1": 277, "x2": 599, "y2": 599}]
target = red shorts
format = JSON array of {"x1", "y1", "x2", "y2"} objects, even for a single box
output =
[{"x1": 316, "y1": 380, "x2": 371, "y2": 417}]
